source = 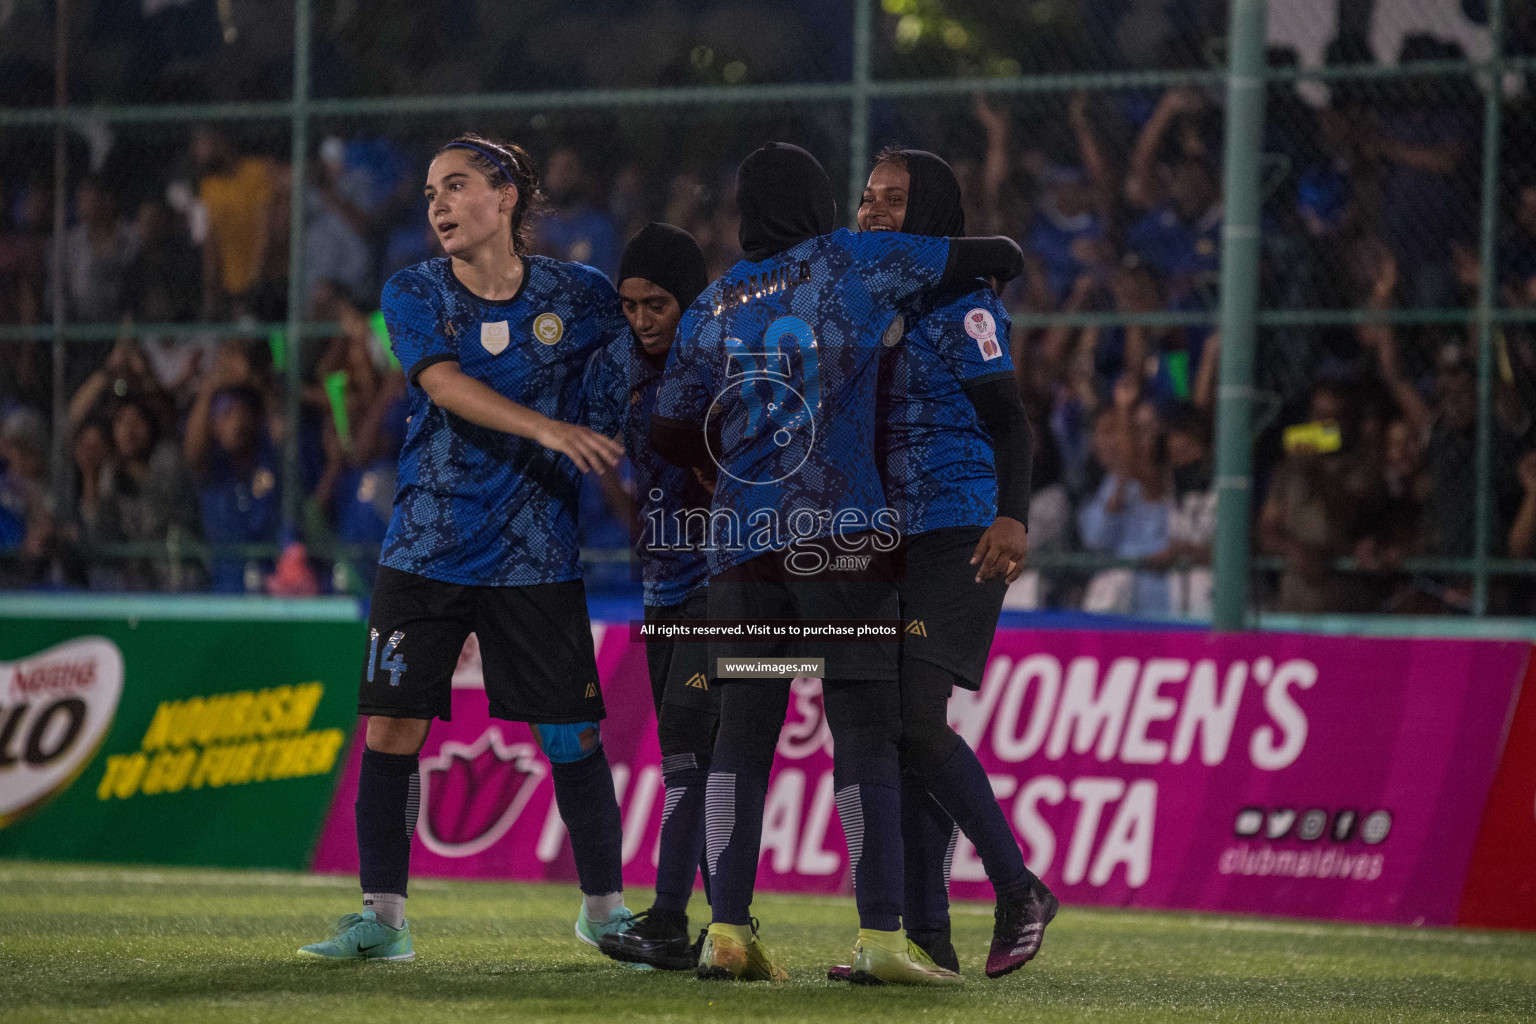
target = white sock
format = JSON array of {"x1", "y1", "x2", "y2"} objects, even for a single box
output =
[
  {"x1": 363, "y1": 892, "x2": 406, "y2": 929},
  {"x1": 584, "y1": 891, "x2": 624, "y2": 922}
]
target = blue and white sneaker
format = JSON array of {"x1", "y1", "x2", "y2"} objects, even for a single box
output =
[
  {"x1": 298, "y1": 910, "x2": 415, "y2": 961},
  {"x1": 575, "y1": 903, "x2": 652, "y2": 971}
]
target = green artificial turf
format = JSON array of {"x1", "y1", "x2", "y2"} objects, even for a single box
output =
[{"x1": 2, "y1": 861, "x2": 1533, "y2": 1023}]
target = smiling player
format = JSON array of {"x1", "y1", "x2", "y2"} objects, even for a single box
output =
[
  {"x1": 651, "y1": 142, "x2": 1025, "y2": 985},
  {"x1": 843, "y1": 147, "x2": 1058, "y2": 981}
]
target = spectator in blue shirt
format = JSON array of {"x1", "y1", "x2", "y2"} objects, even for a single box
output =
[
  {"x1": 1025, "y1": 165, "x2": 1112, "y2": 309},
  {"x1": 1078, "y1": 383, "x2": 1174, "y2": 615},
  {"x1": 184, "y1": 354, "x2": 281, "y2": 593},
  {"x1": 534, "y1": 147, "x2": 621, "y2": 277}
]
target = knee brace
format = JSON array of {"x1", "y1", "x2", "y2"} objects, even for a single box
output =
[{"x1": 532, "y1": 721, "x2": 602, "y2": 764}]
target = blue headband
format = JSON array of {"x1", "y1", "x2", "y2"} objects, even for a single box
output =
[{"x1": 443, "y1": 142, "x2": 517, "y2": 185}]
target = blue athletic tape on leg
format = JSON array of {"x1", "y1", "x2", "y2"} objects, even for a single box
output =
[{"x1": 535, "y1": 721, "x2": 601, "y2": 764}]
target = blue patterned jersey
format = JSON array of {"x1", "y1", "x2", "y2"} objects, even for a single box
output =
[
  {"x1": 656, "y1": 229, "x2": 951, "y2": 574},
  {"x1": 877, "y1": 284, "x2": 1014, "y2": 536},
  {"x1": 378, "y1": 256, "x2": 627, "y2": 585},
  {"x1": 583, "y1": 333, "x2": 711, "y2": 607}
]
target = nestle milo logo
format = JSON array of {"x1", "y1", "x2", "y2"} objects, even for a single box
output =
[{"x1": 0, "y1": 637, "x2": 125, "y2": 828}]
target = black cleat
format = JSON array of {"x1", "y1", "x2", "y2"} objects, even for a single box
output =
[
  {"x1": 986, "y1": 877, "x2": 1059, "y2": 979},
  {"x1": 597, "y1": 908, "x2": 703, "y2": 971}
]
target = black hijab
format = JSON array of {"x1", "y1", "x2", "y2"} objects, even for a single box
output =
[
  {"x1": 893, "y1": 149, "x2": 965, "y2": 238},
  {"x1": 736, "y1": 142, "x2": 837, "y2": 261},
  {"x1": 618, "y1": 222, "x2": 709, "y2": 312}
]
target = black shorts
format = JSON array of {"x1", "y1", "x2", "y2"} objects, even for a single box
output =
[
  {"x1": 643, "y1": 589, "x2": 719, "y2": 714},
  {"x1": 898, "y1": 526, "x2": 1008, "y2": 691},
  {"x1": 706, "y1": 534, "x2": 901, "y2": 684},
  {"x1": 358, "y1": 565, "x2": 605, "y2": 724}
]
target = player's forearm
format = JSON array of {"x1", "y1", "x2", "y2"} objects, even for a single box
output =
[
  {"x1": 964, "y1": 376, "x2": 1034, "y2": 523},
  {"x1": 423, "y1": 369, "x2": 552, "y2": 442}
]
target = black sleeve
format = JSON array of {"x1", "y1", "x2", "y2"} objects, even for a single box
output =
[
  {"x1": 941, "y1": 236, "x2": 1025, "y2": 289},
  {"x1": 649, "y1": 414, "x2": 713, "y2": 470},
  {"x1": 961, "y1": 375, "x2": 1034, "y2": 524}
]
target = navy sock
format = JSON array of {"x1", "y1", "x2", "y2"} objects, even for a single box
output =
[
  {"x1": 654, "y1": 752, "x2": 709, "y2": 914},
  {"x1": 550, "y1": 746, "x2": 624, "y2": 897},
  {"x1": 825, "y1": 680, "x2": 904, "y2": 933},
  {"x1": 704, "y1": 751, "x2": 770, "y2": 926},
  {"x1": 357, "y1": 746, "x2": 420, "y2": 897},
  {"x1": 901, "y1": 771, "x2": 957, "y2": 933},
  {"x1": 834, "y1": 776, "x2": 903, "y2": 931},
  {"x1": 920, "y1": 741, "x2": 1030, "y2": 895}
]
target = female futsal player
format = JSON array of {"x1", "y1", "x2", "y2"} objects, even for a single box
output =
[
  {"x1": 583, "y1": 223, "x2": 719, "y2": 971},
  {"x1": 299, "y1": 134, "x2": 641, "y2": 962},
  {"x1": 836, "y1": 148, "x2": 1059, "y2": 980},
  {"x1": 652, "y1": 142, "x2": 1027, "y2": 985}
]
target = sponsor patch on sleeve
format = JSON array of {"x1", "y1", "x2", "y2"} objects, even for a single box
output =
[{"x1": 964, "y1": 307, "x2": 1002, "y2": 361}]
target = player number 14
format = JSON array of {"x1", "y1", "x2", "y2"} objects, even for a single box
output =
[{"x1": 367, "y1": 628, "x2": 408, "y2": 686}]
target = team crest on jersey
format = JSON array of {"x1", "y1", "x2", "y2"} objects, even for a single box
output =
[
  {"x1": 533, "y1": 312, "x2": 564, "y2": 346},
  {"x1": 964, "y1": 308, "x2": 1001, "y2": 361},
  {"x1": 481, "y1": 320, "x2": 510, "y2": 355},
  {"x1": 881, "y1": 315, "x2": 904, "y2": 347}
]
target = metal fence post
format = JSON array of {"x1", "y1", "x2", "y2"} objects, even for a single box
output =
[
  {"x1": 1473, "y1": 0, "x2": 1506, "y2": 616},
  {"x1": 847, "y1": 0, "x2": 872, "y2": 226},
  {"x1": 1212, "y1": 0, "x2": 1267, "y2": 631},
  {"x1": 281, "y1": 0, "x2": 313, "y2": 543},
  {"x1": 49, "y1": 0, "x2": 71, "y2": 548}
]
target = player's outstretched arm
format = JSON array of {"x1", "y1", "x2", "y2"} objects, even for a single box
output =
[
  {"x1": 418, "y1": 361, "x2": 623, "y2": 474},
  {"x1": 941, "y1": 236, "x2": 1025, "y2": 290}
]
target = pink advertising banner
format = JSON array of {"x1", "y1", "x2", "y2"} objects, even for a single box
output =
[{"x1": 312, "y1": 625, "x2": 1529, "y2": 926}]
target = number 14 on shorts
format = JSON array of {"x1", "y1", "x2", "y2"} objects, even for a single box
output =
[{"x1": 367, "y1": 628, "x2": 408, "y2": 686}]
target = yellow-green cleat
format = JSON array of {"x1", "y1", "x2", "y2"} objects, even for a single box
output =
[
  {"x1": 695, "y1": 920, "x2": 788, "y2": 982},
  {"x1": 848, "y1": 928, "x2": 962, "y2": 986}
]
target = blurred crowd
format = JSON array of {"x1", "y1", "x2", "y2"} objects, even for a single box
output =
[{"x1": 2, "y1": 12, "x2": 1535, "y2": 614}]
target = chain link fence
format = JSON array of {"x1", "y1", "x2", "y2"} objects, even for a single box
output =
[{"x1": 1, "y1": 0, "x2": 1532, "y2": 618}]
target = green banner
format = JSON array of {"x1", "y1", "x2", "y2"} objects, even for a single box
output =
[{"x1": 0, "y1": 616, "x2": 361, "y2": 870}]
